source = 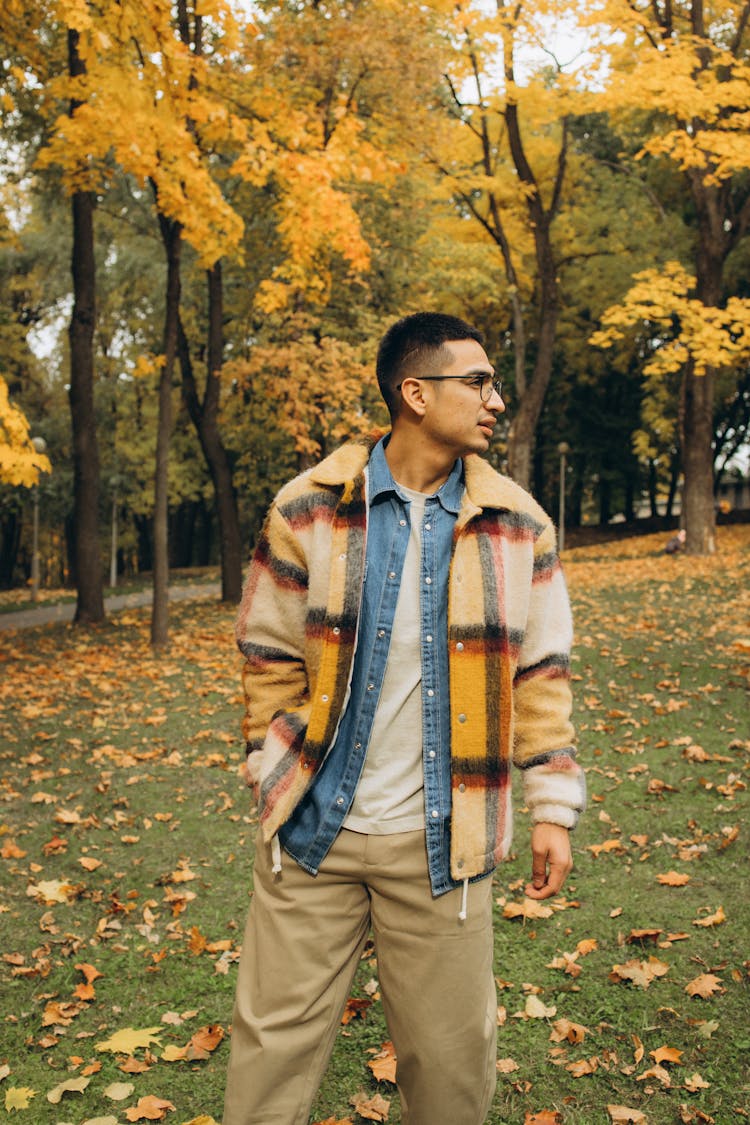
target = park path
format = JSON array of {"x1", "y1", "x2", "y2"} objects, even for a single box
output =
[{"x1": 0, "y1": 581, "x2": 222, "y2": 631}]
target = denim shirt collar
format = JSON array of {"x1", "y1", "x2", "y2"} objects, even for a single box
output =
[{"x1": 368, "y1": 436, "x2": 464, "y2": 514}]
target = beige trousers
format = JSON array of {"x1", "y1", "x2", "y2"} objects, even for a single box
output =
[{"x1": 222, "y1": 828, "x2": 497, "y2": 1125}]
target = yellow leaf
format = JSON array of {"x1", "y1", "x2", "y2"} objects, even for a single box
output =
[
  {"x1": 96, "y1": 1027, "x2": 163, "y2": 1054},
  {"x1": 103, "y1": 1081, "x2": 134, "y2": 1100},
  {"x1": 5, "y1": 1087, "x2": 36, "y2": 1111},
  {"x1": 46, "y1": 1075, "x2": 90, "y2": 1103},
  {"x1": 524, "y1": 994, "x2": 557, "y2": 1020},
  {"x1": 607, "y1": 1107, "x2": 646, "y2": 1124}
]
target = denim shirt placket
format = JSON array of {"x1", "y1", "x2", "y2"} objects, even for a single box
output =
[{"x1": 278, "y1": 439, "x2": 462, "y2": 895}]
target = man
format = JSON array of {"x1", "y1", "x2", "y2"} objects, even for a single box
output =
[{"x1": 223, "y1": 312, "x2": 585, "y2": 1125}]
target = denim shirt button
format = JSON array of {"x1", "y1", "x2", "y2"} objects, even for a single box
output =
[
  {"x1": 431, "y1": 809, "x2": 439, "y2": 818},
  {"x1": 428, "y1": 749, "x2": 436, "y2": 759},
  {"x1": 336, "y1": 796, "x2": 344, "y2": 806},
  {"x1": 427, "y1": 689, "x2": 434, "y2": 697},
  {"x1": 426, "y1": 634, "x2": 433, "y2": 643},
  {"x1": 425, "y1": 576, "x2": 432, "y2": 585}
]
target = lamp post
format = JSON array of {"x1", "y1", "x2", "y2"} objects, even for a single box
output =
[
  {"x1": 557, "y1": 441, "x2": 571, "y2": 553},
  {"x1": 30, "y1": 436, "x2": 47, "y2": 602},
  {"x1": 109, "y1": 474, "x2": 120, "y2": 589}
]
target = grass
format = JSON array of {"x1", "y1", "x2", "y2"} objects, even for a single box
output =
[{"x1": 0, "y1": 526, "x2": 748, "y2": 1125}]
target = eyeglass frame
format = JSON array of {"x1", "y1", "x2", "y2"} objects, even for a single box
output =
[{"x1": 396, "y1": 373, "x2": 503, "y2": 404}]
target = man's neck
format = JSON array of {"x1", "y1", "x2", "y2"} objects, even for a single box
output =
[{"x1": 384, "y1": 428, "x2": 457, "y2": 495}]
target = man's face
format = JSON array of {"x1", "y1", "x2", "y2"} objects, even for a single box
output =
[{"x1": 417, "y1": 338, "x2": 505, "y2": 458}]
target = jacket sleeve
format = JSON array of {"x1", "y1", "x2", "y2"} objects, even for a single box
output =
[
  {"x1": 235, "y1": 503, "x2": 311, "y2": 785},
  {"x1": 513, "y1": 521, "x2": 585, "y2": 829}
]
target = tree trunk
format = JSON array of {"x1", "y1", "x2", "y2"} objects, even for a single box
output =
[
  {"x1": 68, "y1": 29, "x2": 104, "y2": 624},
  {"x1": 151, "y1": 216, "x2": 182, "y2": 648},
  {"x1": 178, "y1": 260, "x2": 243, "y2": 603},
  {"x1": 680, "y1": 362, "x2": 716, "y2": 552},
  {"x1": 0, "y1": 510, "x2": 21, "y2": 588}
]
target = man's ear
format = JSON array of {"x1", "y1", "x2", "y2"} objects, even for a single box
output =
[{"x1": 398, "y1": 377, "x2": 427, "y2": 417}]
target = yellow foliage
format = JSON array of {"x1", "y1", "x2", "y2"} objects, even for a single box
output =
[
  {"x1": 591, "y1": 261, "x2": 750, "y2": 377},
  {"x1": 0, "y1": 377, "x2": 51, "y2": 487}
]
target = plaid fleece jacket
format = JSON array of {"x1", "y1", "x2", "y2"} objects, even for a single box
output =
[{"x1": 236, "y1": 432, "x2": 584, "y2": 882}]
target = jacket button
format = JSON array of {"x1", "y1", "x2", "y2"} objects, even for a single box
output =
[
  {"x1": 457, "y1": 858, "x2": 464, "y2": 869},
  {"x1": 458, "y1": 783, "x2": 466, "y2": 793},
  {"x1": 321, "y1": 694, "x2": 329, "y2": 702},
  {"x1": 456, "y1": 642, "x2": 464, "y2": 652},
  {"x1": 458, "y1": 713, "x2": 466, "y2": 723},
  {"x1": 332, "y1": 626, "x2": 340, "y2": 636}
]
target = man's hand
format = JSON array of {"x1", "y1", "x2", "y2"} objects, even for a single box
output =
[{"x1": 525, "y1": 822, "x2": 572, "y2": 900}]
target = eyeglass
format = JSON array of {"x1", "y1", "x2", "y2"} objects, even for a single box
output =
[{"x1": 398, "y1": 374, "x2": 503, "y2": 403}]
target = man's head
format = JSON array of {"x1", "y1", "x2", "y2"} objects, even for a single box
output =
[{"x1": 376, "y1": 312, "x2": 485, "y2": 419}]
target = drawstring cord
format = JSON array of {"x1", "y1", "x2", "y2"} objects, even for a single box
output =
[
  {"x1": 458, "y1": 877, "x2": 468, "y2": 922},
  {"x1": 271, "y1": 835, "x2": 282, "y2": 875}
]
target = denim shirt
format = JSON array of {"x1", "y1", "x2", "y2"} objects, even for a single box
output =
[{"x1": 278, "y1": 436, "x2": 467, "y2": 895}]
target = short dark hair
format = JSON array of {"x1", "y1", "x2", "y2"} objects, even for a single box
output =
[{"x1": 376, "y1": 312, "x2": 484, "y2": 418}]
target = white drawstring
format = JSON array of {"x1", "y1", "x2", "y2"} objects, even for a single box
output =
[
  {"x1": 271, "y1": 835, "x2": 282, "y2": 875},
  {"x1": 458, "y1": 877, "x2": 468, "y2": 921}
]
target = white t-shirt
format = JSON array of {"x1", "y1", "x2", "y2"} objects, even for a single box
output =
[{"x1": 345, "y1": 487, "x2": 428, "y2": 834}]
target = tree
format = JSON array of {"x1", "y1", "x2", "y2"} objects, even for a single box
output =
[
  {"x1": 591, "y1": 0, "x2": 750, "y2": 553},
  {"x1": 0, "y1": 377, "x2": 51, "y2": 486},
  {"x1": 429, "y1": 0, "x2": 593, "y2": 488}
]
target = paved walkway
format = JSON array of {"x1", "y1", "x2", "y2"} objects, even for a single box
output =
[{"x1": 0, "y1": 581, "x2": 222, "y2": 631}]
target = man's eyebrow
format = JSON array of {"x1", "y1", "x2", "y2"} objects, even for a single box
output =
[{"x1": 464, "y1": 366, "x2": 496, "y2": 377}]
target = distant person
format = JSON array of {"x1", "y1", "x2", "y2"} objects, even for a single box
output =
[
  {"x1": 223, "y1": 312, "x2": 585, "y2": 1125},
  {"x1": 665, "y1": 528, "x2": 686, "y2": 554}
]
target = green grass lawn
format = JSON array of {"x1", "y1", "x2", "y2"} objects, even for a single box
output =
[{"x1": 0, "y1": 527, "x2": 748, "y2": 1125}]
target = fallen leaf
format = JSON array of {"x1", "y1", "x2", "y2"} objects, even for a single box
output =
[
  {"x1": 46, "y1": 1075, "x2": 90, "y2": 1103},
  {"x1": 503, "y1": 898, "x2": 554, "y2": 920},
  {"x1": 5, "y1": 1087, "x2": 36, "y2": 1111},
  {"x1": 610, "y1": 956, "x2": 669, "y2": 989},
  {"x1": 650, "y1": 1045, "x2": 683, "y2": 1065},
  {"x1": 684, "y1": 1072, "x2": 710, "y2": 1091},
  {"x1": 549, "y1": 1019, "x2": 589, "y2": 1044},
  {"x1": 341, "y1": 997, "x2": 372, "y2": 1025},
  {"x1": 656, "y1": 871, "x2": 691, "y2": 886},
  {"x1": 524, "y1": 1113, "x2": 563, "y2": 1124},
  {"x1": 496, "y1": 1057, "x2": 519, "y2": 1073},
  {"x1": 607, "y1": 1107, "x2": 647, "y2": 1124},
  {"x1": 349, "y1": 1090, "x2": 390, "y2": 1121},
  {"x1": 104, "y1": 1082, "x2": 135, "y2": 1100},
  {"x1": 636, "y1": 1063, "x2": 672, "y2": 1086},
  {"x1": 26, "y1": 878, "x2": 79, "y2": 904},
  {"x1": 124, "y1": 1094, "x2": 176, "y2": 1121},
  {"x1": 97, "y1": 1027, "x2": 163, "y2": 1054},
  {"x1": 367, "y1": 1041, "x2": 397, "y2": 1083},
  {"x1": 693, "y1": 906, "x2": 726, "y2": 928},
  {"x1": 523, "y1": 995, "x2": 557, "y2": 1019},
  {"x1": 685, "y1": 974, "x2": 725, "y2": 999}
]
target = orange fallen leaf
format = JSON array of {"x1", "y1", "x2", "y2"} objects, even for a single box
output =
[
  {"x1": 650, "y1": 1045, "x2": 683, "y2": 1065},
  {"x1": 341, "y1": 997, "x2": 372, "y2": 1025},
  {"x1": 525, "y1": 1113, "x2": 563, "y2": 1124},
  {"x1": 656, "y1": 871, "x2": 691, "y2": 886},
  {"x1": 76, "y1": 962, "x2": 104, "y2": 984},
  {"x1": 636, "y1": 1063, "x2": 672, "y2": 1086},
  {"x1": 693, "y1": 905, "x2": 726, "y2": 928},
  {"x1": 549, "y1": 1019, "x2": 589, "y2": 1044},
  {"x1": 685, "y1": 973, "x2": 724, "y2": 999},
  {"x1": 79, "y1": 856, "x2": 103, "y2": 871},
  {"x1": 367, "y1": 1040, "x2": 397, "y2": 1083},
  {"x1": 124, "y1": 1094, "x2": 176, "y2": 1121}
]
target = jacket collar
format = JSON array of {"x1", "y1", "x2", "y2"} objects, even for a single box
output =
[{"x1": 309, "y1": 431, "x2": 529, "y2": 515}]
